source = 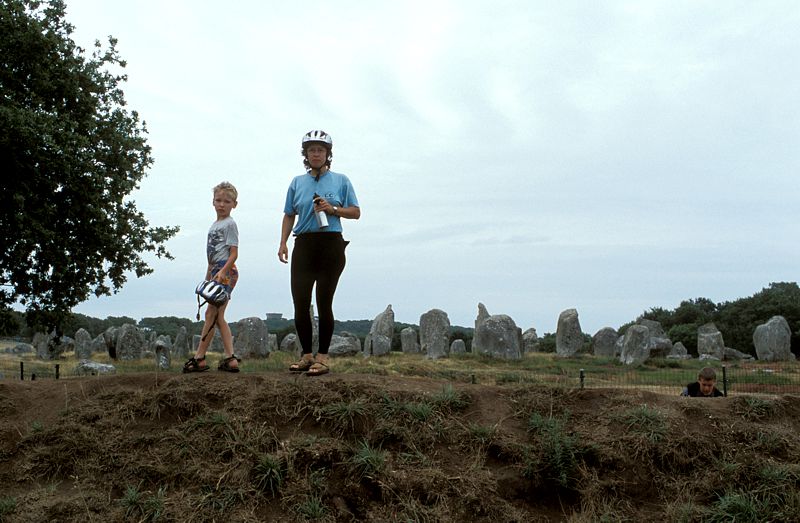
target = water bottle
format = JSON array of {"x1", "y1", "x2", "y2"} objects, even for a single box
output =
[{"x1": 313, "y1": 193, "x2": 328, "y2": 228}]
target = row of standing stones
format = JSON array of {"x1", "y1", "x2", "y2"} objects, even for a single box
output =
[{"x1": 6, "y1": 303, "x2": 795, "y2": 375}]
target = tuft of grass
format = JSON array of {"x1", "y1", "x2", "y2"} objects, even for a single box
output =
[
  {"x1": 0, "y1": 496, "x2": 17, "y2": 518},
  {"x1": 404, "y1": 401, "x2": 435, "y2": 422},
  {"x1": 617, "y1": 404, "x2": 668, "y2": 443},
  {"x1": 755, "y1": 431, "x2": 783, "y2": 453},
  {"x1": 119, "y1": 484, "x2": 166, "y2": 522},
  {"x1": 429, "y1": 384, "x2": 470, "y2": 410},
  {"x1": 706, "y1": 491, "x2": 764, "y2": 522},
  {"x1": 295, "y1": 494, "x2": 326, "y2": 519},
  {"x1": 200, "y1": 485, "x2": 246, "y2": 513},
  {"x1": 252, "y1": 454, "x2": 284, "y2": 497},
  {"x1": 525, "y1": 412, "x2": 581, "y2": 488},
  {"x1": 350, "y1": 440, "x2": 388, "y2": 479},
  {"x1": 30, "y1": 421, "x2": 44, "y2": 434},
  {"x1": 467, "y1": 423, "x2": 497, "y2": 445},
  {"x1": 318, "y1": 399, "x2": 368, "y2": 433},
  {"x1": 734, "y1": 396, "x2": 775, "y2": 420}
]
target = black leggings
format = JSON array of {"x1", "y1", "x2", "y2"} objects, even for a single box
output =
[{"x1": 291, "y1": 233, "x2": 347, "y2": 355}]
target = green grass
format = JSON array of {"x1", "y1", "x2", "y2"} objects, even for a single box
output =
[
  {"x1": 318, "y1": 399, "x2": 368, "y2": 433},
  {"x1": 295, "y1": 494, "x2": 326, "y2": 519},
  {"x1": 119, "y1": 484, "x2": 166, "y2": 522},
  {"x1": 252, "y1": 454, "x2": 284, "y2": 497},
  {"x1": 734, "y1": 397, "x2": 776, "y2": 420},
  {"x1": 0, "y1": 496, "x2": 16, "y2": 518},
  {"x1": 351, "y1": 440, "x2": 388, "y2": 479},
  {"x1": 617, "y1": 404, "x2": 668, "y2": 443},
  {"x1": 525, "y1": 412, "x2": 581, "y2": 488}
]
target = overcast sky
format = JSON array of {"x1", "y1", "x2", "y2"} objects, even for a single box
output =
[{"x1": 60, "y1": 0, "x2": 799, "y2": 334}]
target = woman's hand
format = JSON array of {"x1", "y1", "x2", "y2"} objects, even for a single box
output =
[
  {"x1": 313, "y1": 197, "x2": 334, "y2": 215},
  {"x1": 278, "y1": 242, "x2": 289, "y2": 264}
]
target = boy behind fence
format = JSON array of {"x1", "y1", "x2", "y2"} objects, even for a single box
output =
[{"x1": 681, "y1": 367, "x2": 724, "y2": 397}]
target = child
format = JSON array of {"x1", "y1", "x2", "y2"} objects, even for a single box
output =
[
  {"x1": 183, "y1": 181, "x2": 241, "y2": 373},
  {"x1": 681, "y1": 367, "x2": 724, "y2": 397}
]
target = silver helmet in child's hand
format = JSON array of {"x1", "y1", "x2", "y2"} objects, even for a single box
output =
[{"x1": 302, "y1": 130, "x2": 332, "y2": 147}]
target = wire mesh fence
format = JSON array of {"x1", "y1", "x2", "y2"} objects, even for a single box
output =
[{"x1": 2, "y1": 355, "x2": 799, "y2": 396}]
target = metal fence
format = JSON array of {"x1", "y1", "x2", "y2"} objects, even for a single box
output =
[{"x1": 1, "y1": 358, "x2": 799, "y2": 396}]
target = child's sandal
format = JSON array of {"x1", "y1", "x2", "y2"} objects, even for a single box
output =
[
  {"x1": 218, "y1": 355, "x2": 241, "y2": 373},
  {"x1": 182, "y1": 356, "x2": 208, "y2": 373}
]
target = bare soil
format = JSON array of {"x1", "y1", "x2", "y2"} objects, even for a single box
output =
[{"x1": 1, "y1": 371, "x2": 799, "y2": 522}]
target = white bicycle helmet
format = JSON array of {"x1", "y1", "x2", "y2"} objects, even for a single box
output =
[{"x1": 302, "y1": 130, "x2": 332, "y2": 147}]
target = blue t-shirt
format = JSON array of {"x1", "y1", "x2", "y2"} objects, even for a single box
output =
[{"x1": 283, "y1": 170, "x2": 359, "y2": 235}]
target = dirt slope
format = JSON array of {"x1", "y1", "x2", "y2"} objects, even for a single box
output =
[{"x1": 1, "y1": 372, "x2": 799, "y2": 522}]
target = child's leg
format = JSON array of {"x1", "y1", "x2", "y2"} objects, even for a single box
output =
[
  {"x1": 216, "y1": 301, "x2": 238, "y2": 369},
  {"x1": 193, "y1": 304, "x2": 220, "y2": 367}
]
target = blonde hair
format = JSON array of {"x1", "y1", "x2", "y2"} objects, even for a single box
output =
[{"x1": 213, "y1": 181, "x2": 238, "y2": 201}]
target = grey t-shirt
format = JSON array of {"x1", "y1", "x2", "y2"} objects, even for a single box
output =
[{"x1": 206, "y1": 216, "x2": 239, "y2": 264}]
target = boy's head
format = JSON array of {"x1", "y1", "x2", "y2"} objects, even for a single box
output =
[
  {"x1": 213, "y1": 181, "x2": 238, "y2": 202},
  {"x1": 697, "y1": 367, "x2": 718, "y2": 396},
  {"x1": 212, "y1": 181, "x2": 238, "y2": 219}
]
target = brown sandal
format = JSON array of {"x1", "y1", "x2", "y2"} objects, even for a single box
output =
[
  {"x1": 218, "y1": 355, "x2": 241, "y2": 373},
  {"x1": 306, "y1": 361, "x2": 329, "y2": 377},
  {"x1": 289, "y1": 357, "x2": 314, "y2": 372},
  {"x1": 182, "y1": 356, "x2": 209, "y2": 373}
]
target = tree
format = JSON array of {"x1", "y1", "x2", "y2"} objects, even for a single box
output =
[{"x1": 0, "y1": 0, "x2": 178, "y2": 337}]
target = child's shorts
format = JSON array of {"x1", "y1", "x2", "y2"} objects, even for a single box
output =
[{"x1": 211, "y1": 261, "x2": 238, "y2": 295}]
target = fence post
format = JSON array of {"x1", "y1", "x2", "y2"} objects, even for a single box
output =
[
  {"x1": 580, "y1": 368, "x2": 585, "y2": 389},
  {"x1": 55, "y1": 364, "x2": 60, "y2": 380},
  {"x1": 722, "y1": 365, "x2": 728, "y2": 397},
  {"x1": 20, "y1": 361, "x2": 24, "y2": 381}
]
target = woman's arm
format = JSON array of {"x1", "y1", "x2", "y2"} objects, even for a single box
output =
[{"x1": 278, "y1": 214, "x2": 295, "y2": 263}]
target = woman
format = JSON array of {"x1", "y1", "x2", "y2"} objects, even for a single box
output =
[{"x1": 278, "y1": 130, "x2": 360, "y2": 376}]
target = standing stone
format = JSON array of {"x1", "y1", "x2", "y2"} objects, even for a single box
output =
[
  {"x1": 173, "y1": 326, "x2": 190, "y2": 360},
  {"x1": 638, "y1": 319, "x2": 673, "y2": 357},
  {"x1": 10, "y1": 343, "x2": 34, "y2": 354},
  {"x1": 154, "y1": 335, "x2": 171, "y2": 369},
  {"x1": 723, "y1": 347, "x2": 753, "y2": 361},
  {"x1": 522, "y1": 328, "x2": 539, "y2": 353},
  {"x1": 90, "y1": 334, "x2": 106, "y2": 355},
  {"x1": 667, "y1": 341, "x2": 691, "y2": 359},
  {"x1": 363, "y1": 305, "x2": 395, "y2": 357},
  {"x1": 32, "y1": 331, "x2": 55, "y2": 360},
  {"x1": 697, "y1": 323, "x2": 725, "y2": 360},
  {"x1": 74, "y1": 360, "x2": 117, "y2": 376},
  {"x1": 619, "y1": 325, "x2": 651, "y2": 365},
  {"x1": 280, "y1": 333, "x2": 298, "y2": 353},
  {"x1": 329, "y1": 333, "x2": 361, "y2": 357},
  {"x1": 234, "y1": 317, "x2": 270, "y2": 358},
  {"x1": 472, "y1": 304, "x2": 522, "y2": 360},
  {"x1": 450, "y1": 339, "x2": 467, "y2": 354},
  {"x1": 74, "y1": 329, "x2": 93, "y2": 360},
  {"x1": 400, "y1": 327, "x2": 420, "y2": 354},
  {"x1": 556, "y1": 308, "x2": 583, "y2": 357},
  {"x1": 103, "y1": 326, "x2": 119, "y2": 358},
  {"x1": 33, "y1": 330, "x2": 67, "y2": 360},
  {"x1": 638, "y1": 319, "x2": 666, "y2": 338},
  {"x1": 753, "y1": 316, "x2": 794, "y2": 362},
  {"x1": 420, "y1": 309, "x2": 450, "y2": 359},
  {"x1": 268, "y1": 333, "x2": 278, "y2": 354},
  {"x1": 116, "y1": 324, "x2": 146, "y2": 360},
  {"x1": 592, "y1": 327, "x2": 619, "y2": 358}
]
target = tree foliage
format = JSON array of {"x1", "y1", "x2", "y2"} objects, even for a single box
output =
[{"x1": 0, "y1": 0, "x2": 178, "y2": 334}]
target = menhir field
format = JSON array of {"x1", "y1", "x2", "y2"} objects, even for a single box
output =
[{"x1": 1, "y1": 372, "x2": 799, "y2": 522}]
